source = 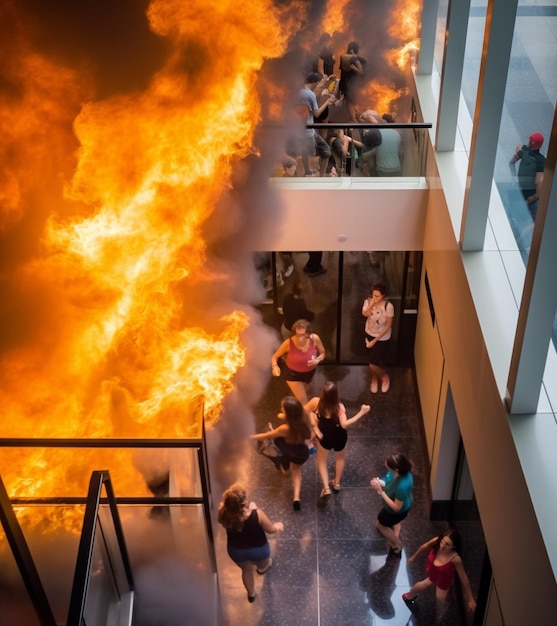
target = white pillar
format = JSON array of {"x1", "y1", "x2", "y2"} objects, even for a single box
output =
[
  {"x1": 507, "y1": 108, "x2": 557, "y2": 413},
  {"x1": 459, "y1": 0, "x2": 518, "y2": 251}
]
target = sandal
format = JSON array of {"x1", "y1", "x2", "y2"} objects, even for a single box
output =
[
  {"x1": 330, "y1": 481, "x2": 340, "y2": 493},
  {"x1": 320, "y1": 487, "x2": 332, "y2": 499}
]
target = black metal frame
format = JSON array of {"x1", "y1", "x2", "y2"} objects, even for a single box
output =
[
  {"x1": 67, "y1": 470, "x2": 134, "y2": 626},
  {"x1": 0, "y1": 475, "x2": 57, "y2": 626},
  {"x1": 0, "y1": 433, "x2": 217, "y2": 623}
]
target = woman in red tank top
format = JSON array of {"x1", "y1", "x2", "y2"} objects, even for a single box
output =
[
  {"x1": 402, "y1": 528, "x2": 477, "y2": 613},
  {"x1": 271, "y1": 319, "x2": 326, "y2": 404}
]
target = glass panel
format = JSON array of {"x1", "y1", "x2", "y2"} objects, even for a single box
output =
[
  {"x1": 259, "y1": 252, "x2": 339, "y2": 361},
  {"x1": 83, "y1": 522, "x2": 121, "y2": 626},
  {"x1": 0, "y1": 518, "x2": 43, "y2": 626},
  {"x1": 0, "y1": 502, "x2": 216, "y2": 625},
  {"x1": 0, "y1": 447, "x2": 202, "y2": 499},
  {"x1": 340, "y1": 252, "x2": 405, "y2": 363},
  {"x1": 271, "y1": 125, "x2": 430, "y2": 180}
]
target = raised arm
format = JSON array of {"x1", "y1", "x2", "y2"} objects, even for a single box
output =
[
  {"x1": 251, "y1": 423, "x2": 289, "y2": 441},
  {"x1": 407, "y1": 536, "x2": 438, "y2": 564},
  {"x1": 256, "y1": 508, "x2": 284, "y2": 534},
  {"x1": 338, "y1": 403, "x2": 371, "y2": 428},
  {"x1": 454, "y1": 556, "x2": 477, "y2": 611}
]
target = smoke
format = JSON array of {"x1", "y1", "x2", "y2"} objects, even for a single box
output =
[{"x1": 0, "y1": 0, "x2": 418, "y2": 622}]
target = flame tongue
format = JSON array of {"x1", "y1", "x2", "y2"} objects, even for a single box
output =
[{"x1": 0, "y1": 0, "x2": 422, "y2": 536}]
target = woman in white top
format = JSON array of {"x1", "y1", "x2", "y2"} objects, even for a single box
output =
[{"x1": 362, "y1": 283, "x2": 394, "y2": 393}]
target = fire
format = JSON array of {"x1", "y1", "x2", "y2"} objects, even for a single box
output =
[
  {"x1": 360, "y1": 82, "x2": 409, "y2": 120},
  {"x1": 321, "y1": 0, "x2": 352, "y2": 35},
  {"x1": 0, "y1": 0, "x2": 424, "y2": 539},
  {"x1": 387, "y1": 0, "x2": 422, "y2": 71},
  {"x1": 0, "y1": 0, "x2": 292, "y2": 531}
]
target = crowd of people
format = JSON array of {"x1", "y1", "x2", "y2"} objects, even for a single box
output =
[
  {"x1": 278, "y1": 34, "x2": 407, "y2": 178},
  {"x1": 218, "y1": 260, "x2": 478, "y2": 614}
]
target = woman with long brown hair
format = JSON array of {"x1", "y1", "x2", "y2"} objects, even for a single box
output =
[
  {"x1": 305, "y1": 381, "x2": 370, "y2": 498},
  {"x1": 252, "y1": 396, "x2": 312, "y2": 511},
  {"x1": 218, "y1": 483, "x2": 284, "y2": 603}
]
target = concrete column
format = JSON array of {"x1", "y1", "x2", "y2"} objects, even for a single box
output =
[
  {"x1": 416, "y1": 0, "x2": 439, "y2": 76},
  {"x1": 459, "y1": 0, "x2": 518, "y2": 250},
  {"x1": 435, "y1": 0, "x2": 471, "y2": 152}
]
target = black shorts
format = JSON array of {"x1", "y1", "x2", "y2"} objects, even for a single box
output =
[
  {"x1": 284, "y1": 366, "x2": 316, "y2": 384},
  {"x1": 319, "y1": 427, "x2": 347, "y2": 452},
  {"x1": 377, "y1": 507, "x2": 409, "y2": 528},
  {"x1": 365, "y1": 333, "x2": 390, "y2": 366},
  {"x1": 275, "y1": 438, "x2": 310, "y2": 466}
]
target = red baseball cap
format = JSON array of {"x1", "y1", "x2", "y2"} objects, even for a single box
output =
[{"x1": 528, "y1": 132, "x2": 544, "y2": 150}]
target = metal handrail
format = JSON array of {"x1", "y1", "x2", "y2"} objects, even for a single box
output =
[
  {"x1": 66, "y1": 470, "x2": 134, "y2": 626},
  {"x1": 0, "y1": 475, "x2": 57, "y2": 626}
]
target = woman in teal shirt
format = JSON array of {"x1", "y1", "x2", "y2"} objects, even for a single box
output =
[{"x1": 370, "y1": 453, "x2": 413, "y2": 555}]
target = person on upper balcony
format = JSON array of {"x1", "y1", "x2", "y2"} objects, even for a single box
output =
[
  {"x1": 287, "y1": 73, "x2": 337, "y2": 177},
  {"x1": 510, "y1": 131, "x2": 546, "y2": 221},
  {"x1": 375, "y1": 113, "x2": 402, "y2": 177},
  {"x1": 296, "y1": 72, "x2": 337, "y2": 176},
  {"x1": 339, "y1": 41, "x2": 366, "y2": 122}
]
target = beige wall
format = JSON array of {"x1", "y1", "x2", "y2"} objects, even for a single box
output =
[{"x1": 415, "y1": 182, "x2": 557, "y2": 624}]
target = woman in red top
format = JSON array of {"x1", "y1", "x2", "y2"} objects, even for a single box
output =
[
  {"x1": 271, "y1": 319, "x2": 326, "y2": 404},
  {"x1": 402, "y1": 528, "x2": 476, "y2": 613}
]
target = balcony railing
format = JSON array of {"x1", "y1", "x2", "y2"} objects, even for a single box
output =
[{"x1": 271, "y1": 122, "x2": 432, "y2": 180}]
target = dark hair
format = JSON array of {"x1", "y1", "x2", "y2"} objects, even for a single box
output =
[
  {"x1": 386, "y1": 453, "x2": 412, "y2": 476},
  {"x1": 282, "y1": 396, "x2": 311, "y2": 442},
  {"x1": 434, "y1": 528, "x2": 462, "y2": 556},
  {"x1": 347, "y1": 41, "x2": 359, "y2": 54},
  {"x1": 217, "y1": 483, "x2": 248, "y2": 532},
  {"x1": 382, "y1": 113, "x2": 396, "y2": 123},
  {"x1": 317, "y1": 381, "x2": 340, "y2": 423},
  {"x1": 370, "y1": 283, "x2": 387, "y2": 297},
  {"x1": 306, "y1": 72, "x2": 323, "y2": 84}
]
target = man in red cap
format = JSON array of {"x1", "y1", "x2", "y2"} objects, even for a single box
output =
[{"x1": 510, "y1": 132, "x2": 546, "y2": 220}]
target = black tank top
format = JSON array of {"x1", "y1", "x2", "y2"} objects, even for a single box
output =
[{"x1": 227, "y1": 509, "x2": 267, "y2": 549}]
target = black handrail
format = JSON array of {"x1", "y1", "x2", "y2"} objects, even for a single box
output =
[
  {"x1": 0, "y1": 475, "x2": 57, "y2": 626},
  {"x1": 66, "y1": 470, "x2": 134, "y2": 626}
]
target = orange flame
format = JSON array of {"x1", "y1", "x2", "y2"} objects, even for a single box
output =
[
  {"x1": 321, "y1": 0, "x2": 352, "y2": 35},
  {"x1": 386, "y1": 0, "x2": 422, "y2": 71},
  {"x1": 0, "y1": 0, "x2": 292, "y2": 531}
]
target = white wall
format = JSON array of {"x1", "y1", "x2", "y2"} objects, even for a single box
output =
[{"x1": 266, "y1": 182, "x2": 427, "y2": 251}]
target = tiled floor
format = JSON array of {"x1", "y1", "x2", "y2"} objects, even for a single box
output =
[{"x1": 213, "y1": 364, "x2": 480, "y2": 626}]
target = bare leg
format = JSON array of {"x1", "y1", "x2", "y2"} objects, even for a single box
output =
[
  {"x1": 333, "y1": 449, "x2": 346, "y2": 486},
  {"x1": 375, "y1": 519, "x2": 402, "y2": 551},
  {"x1": 316, "y1": 442, "x2": 330, "y2": 489},
  {"x1": 286, "y1": 380, "x2": 308, "y2": 405},
  {"x1": 237, "y1": 561, "x2": 256, "y2": 598},
  {"x1": 435, "y1": 587, "x2": 450, "y2": 618},
  {"x1": 406, "y1": 577, "x2": 433, "y2": 599},
  {"x1": 291, "y1": 462, "x2": 303, "y2": 502},
  {"x1": 368, "y1": 363, "x2": 386, "y2": 380}
]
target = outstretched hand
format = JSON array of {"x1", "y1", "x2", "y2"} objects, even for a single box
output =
[{"x1": 361, "y1": 404, "x2": 371, "y2": 414}]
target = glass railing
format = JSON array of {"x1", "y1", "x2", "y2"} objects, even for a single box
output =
[
  {"x1": 271, "y1": 122, "x2": 432, "y2": 180},
  {"x1": 0, "y1": 418, "x2": 217, "y2": 624},
  {"x1": 67, "y1": 471, "x2": 133, "y2": 626}
]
